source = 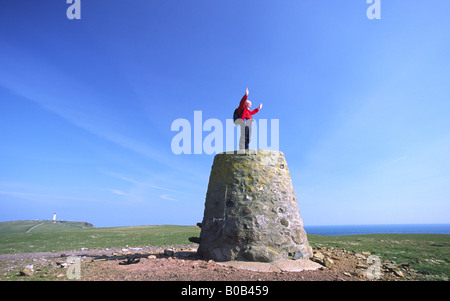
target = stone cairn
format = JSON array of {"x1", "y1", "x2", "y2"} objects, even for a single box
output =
[{"x1": 195, "y1": 150, "x2": 313, "y2": 262}]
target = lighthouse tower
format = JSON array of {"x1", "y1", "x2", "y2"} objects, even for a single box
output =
[{"x1": 52, "y1": 213, "x2": 56, "y2": 221}]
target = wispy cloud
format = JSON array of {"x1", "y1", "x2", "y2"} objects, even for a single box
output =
[
  {"x1": 104, "y1": 171, "x2": 183, "y2": 194},
  {"x1": 160, "y1": 194, "x2": 179, "y2": 202},
  {"x1": 0, "y1": 43, "x2": 174, "y2": 168},
  {"x1": 107, "y1": 189, "x2": 127, "y2": 196},
  {"x1": 378, "y1": 155, "x2": 407, "y2": 169}
]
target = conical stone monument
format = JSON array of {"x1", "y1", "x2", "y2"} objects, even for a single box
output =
[{"x1": 197, "y1": 150, "x2": 313, "y2": 262}]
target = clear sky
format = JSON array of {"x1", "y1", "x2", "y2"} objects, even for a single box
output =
[{"x1": 1, "y1": 1, "x2": 449, "y2": 227}]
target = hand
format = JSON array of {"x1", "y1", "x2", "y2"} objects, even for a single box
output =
[
  {"x1": 245, "y1": 88, "x2": 249, "y2": 96},
  {"x1": 259, "y1": 103, "x2": 263, "y2": 109}
]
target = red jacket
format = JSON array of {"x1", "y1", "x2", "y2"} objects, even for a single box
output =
[{"x1": 238, "y1": 94, "x2": 259, "y2": 120}]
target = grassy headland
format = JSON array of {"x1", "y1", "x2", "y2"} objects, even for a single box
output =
[
  {"x1": 0, "y1": 221, "x2": 448, "y2": 280},
  {"x1": 309, "y1": 234, "x2": 449, "y2": 280}
]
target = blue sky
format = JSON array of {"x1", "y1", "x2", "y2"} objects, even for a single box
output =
[{"x1": 1, "y1": 0, "x2": 449, "y2": 227}]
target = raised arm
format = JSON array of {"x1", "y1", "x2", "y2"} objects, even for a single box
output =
[
  {"x1": 238, "y1": 88, "x2": 249, "y2": 110},
  {"x1": 250, "y1": 103, "x2": 262, "y2": 115}
]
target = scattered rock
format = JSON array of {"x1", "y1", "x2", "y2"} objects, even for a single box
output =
[
  {"x1": 119, "y1": 257, "x2": 140, "y2": 265},
  {"x1": 0, "y1": 244, "x2": 424, "y2": 281},
  {"x1": 55, "y1": 261, "x2": 68, "y2": 268},
  {"x1": 323, "y1": 257, "x2": 334, "y2": 268},
  {"x1": 164, "y1": 249, "x2": 174, "y2": 256},
  {"x1": 19, "y1": 269, "x2": 33, "y2": 277},
  {"x1": 312, "y1": 251, "x2": 324, "y2": 263}
]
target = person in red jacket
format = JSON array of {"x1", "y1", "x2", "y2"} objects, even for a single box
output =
[{"x1": 235, "y1": 88, "x2": 263, "y2": 150}]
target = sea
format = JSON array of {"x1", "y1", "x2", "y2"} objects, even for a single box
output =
[{"x1": 303, "y1": 224, "x2": 450, "y2": 236}]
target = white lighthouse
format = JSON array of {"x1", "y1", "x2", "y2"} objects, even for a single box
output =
[{"x1": 52, "y1": 213, "x2": 56, "y2": 221}]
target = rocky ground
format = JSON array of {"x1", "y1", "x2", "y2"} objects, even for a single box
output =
[{"x1": 0, "y1": 244, "x2": 424, "y2": 281}]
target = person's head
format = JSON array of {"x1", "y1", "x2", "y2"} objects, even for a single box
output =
[{"x1": 245, "y1": 100, "x2": 252, "y2": 108}]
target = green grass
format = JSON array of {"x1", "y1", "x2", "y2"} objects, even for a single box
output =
[
  {"x1": 308, "y1": 234, "x2": 450, "y2": 280},
  {"x1": 0, "y1": 221, "x2": 448, "y2": 280},
  {"x1": 0, "y1": 222, "x2": 201, "y2": 254}
]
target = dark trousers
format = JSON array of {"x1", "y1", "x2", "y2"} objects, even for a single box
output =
[{"x1": 244, "y1": 125, "x2": 250, "y2": 149}]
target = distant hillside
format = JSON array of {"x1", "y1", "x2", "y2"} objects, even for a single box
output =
[
  {"x1": 0, "y1": 220, "x2": 94, "y2": 235},
  {"x1": 0, "y1": 224, "x2": 200, "y2": 255}
]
